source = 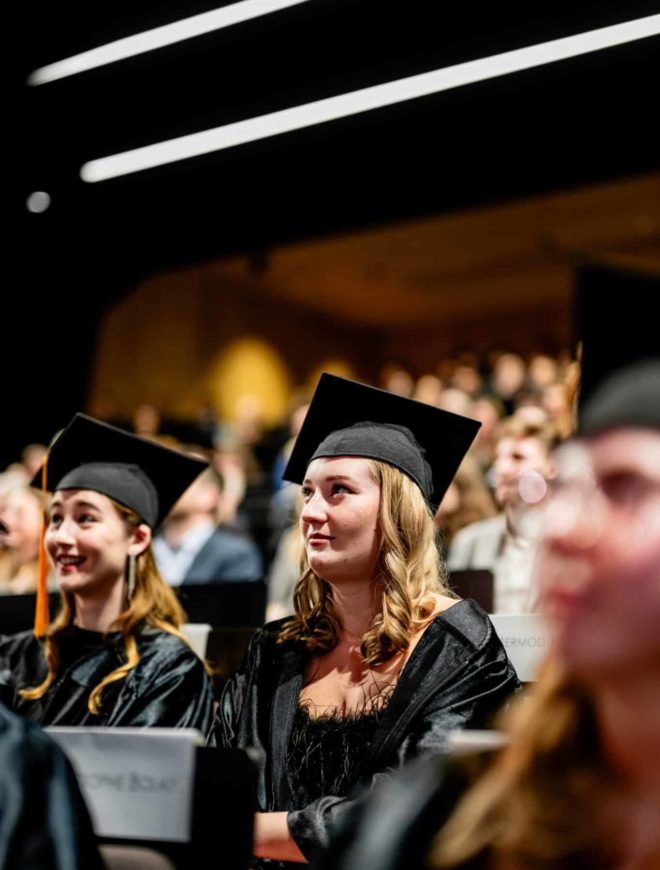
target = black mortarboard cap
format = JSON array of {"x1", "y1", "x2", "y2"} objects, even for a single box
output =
[
  {"x1": 581, "y1": 359, "x2": 660, "y2": 435},
  {"x1": 574, "y1": 259, "x2": 659, "y2": 423},
  {"x1": 283, "y1": 373, "x2": 480, "y2": 510},
  {"x1": 32, "y1": 413, "x2": 208, "y2": 529}
]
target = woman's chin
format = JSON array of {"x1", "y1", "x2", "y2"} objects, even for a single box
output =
[{"x1": 57, "y1": 574, "x2": 89, "y2": 595}]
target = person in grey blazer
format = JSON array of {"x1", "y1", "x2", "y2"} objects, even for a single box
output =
[{"x1": 448, "y1": 416, "x2": 558, "y2": 613}]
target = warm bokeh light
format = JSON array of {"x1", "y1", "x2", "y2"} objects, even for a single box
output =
[{"x1": 206, "y1": 337, "x2": 292, "y2": 426}]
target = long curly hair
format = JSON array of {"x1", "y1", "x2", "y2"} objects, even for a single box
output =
[
  {"x1": 278, "y1": 460, "x2": 451, "y2": 666},
  {"x1": 432, "y1": 659, "x2": 615, "y2": 869},
  {"x1": 19, "y1": 501, "x2": 187, "y2": 715}
]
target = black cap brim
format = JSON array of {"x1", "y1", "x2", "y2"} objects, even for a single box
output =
[
  {"x1": 31, "y1": 413, "x2": 208, "y2": 528},
  {"x1": 283, "y1": 373, "x2": 480, "y2": 510}
]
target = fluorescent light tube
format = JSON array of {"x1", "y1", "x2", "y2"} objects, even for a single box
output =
[
  {"x1": 28, "y1": 0, "x2": 312, "y2": 85},
  {"x1": 81, "y1": 14, "x2": 660, "y2": 183}
]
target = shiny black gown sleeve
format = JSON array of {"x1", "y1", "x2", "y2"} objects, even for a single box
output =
[
  {"x1": 315, "y1": 752, "x2": 489, "y2": 870},
  {"x1": 0, "y1": 702, "x2": 105, "y2": 870},
  {"x1": 207, "y1": 627, "x2": 267, "y2": 750},
  {"x1": 0, "y1": 628, "x2": 214, "y2": 731},
  {"x1": 101, "y1": 631, "x2": 214, "y2": 730}
]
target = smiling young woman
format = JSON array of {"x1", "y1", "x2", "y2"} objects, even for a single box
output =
[
  {"x1": 208, "y1": 374, "x2": 519, "y2": 867},
  {"x1": 0, "y1": 414, "x2": 214, "y2": 730}
]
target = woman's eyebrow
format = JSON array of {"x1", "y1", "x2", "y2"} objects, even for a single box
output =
[{"x1": 302, "y1": 474, "x2": 355, "y2": 485}]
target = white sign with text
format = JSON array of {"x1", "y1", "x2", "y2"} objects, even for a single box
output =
[
  {"x1": 489, "y1": 613, "x2": 548, "y2": 682},
  {"x1": 47, "y1": 727, "x2": 204, "y2": 841}
]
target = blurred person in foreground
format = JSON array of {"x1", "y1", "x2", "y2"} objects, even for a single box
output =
[
  {"x1": 432, "y1": 358, "x2": 660, "y2": 869},
  {"x1": 0, "y1": 699, "x2": 105, "y2": 870},
  {"x1": 320, "y1": 358, "x2": 660, "y2": 870}
]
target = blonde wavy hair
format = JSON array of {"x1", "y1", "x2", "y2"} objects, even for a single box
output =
[
  {"x1": 19, "y1": 501, "x2": 188, "y2": 715},
  {"x1": 432, "y1": 659, "x2": 612, "y2": 869},
  {"x1": 278, "y1": 460, "x2": 452, "y2": 666}
]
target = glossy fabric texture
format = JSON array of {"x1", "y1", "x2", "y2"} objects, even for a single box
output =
[
  {"x1": 0, "y1": 701, "x2": 105, "y2": 870},
  {"x1": 208, "y1": 599, "x2": 519, "y2": 863},
  {"x1": 288, "y1": 698, "x2": 391, "y2": 802},
  {"x1": 316, "y1": 752, "x2": 478, "y2": 870},
  {"x1": 0, "y1": 625, "x2": 214, "y2": 730}
]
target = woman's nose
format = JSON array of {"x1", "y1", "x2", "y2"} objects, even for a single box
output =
[
  {"x1": 48, "y1": 520, "x2": 76, "y2": 545},
  {"x1": 300, "y1": 492, "x2": 327, "y2": 524}
]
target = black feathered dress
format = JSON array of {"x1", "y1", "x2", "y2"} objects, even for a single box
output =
[{"x1": 207, "y1": 599, "x2": 519, "y2": 867}]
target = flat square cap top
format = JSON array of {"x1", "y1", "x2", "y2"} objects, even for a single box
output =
[
  {"x1": 283, "y1": 374, "x2": 480, "y2": 510},
  {"x1": 32, "y1": 413, "x2": 208, "y2": 528}
]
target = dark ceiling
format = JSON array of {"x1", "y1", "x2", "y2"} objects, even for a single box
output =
[{"x1": 5, "y1": 1, "x2": 660, "y2": 458}]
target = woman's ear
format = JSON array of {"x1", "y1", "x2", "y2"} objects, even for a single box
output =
[{"x1": 128, "y1": 523, "x2": 152, "y2": 557}]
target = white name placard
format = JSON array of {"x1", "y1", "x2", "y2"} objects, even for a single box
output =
[
  {"x1": 489, "y1": 613, "x2": 548, "y2": 682},
  {"x1": 180, "y1": 623, "x2": 212, "y2": 660},
  {"x1": 448, "y1": 728, "x2": 509, "y2": 756},
  {"x1": 47, "y1": 727, "x2": 204, "y2": 841}
]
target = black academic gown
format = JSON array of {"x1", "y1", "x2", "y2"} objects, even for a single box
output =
[
  {"x1": 0, "y1": 701, "x2": 105, "y2": 870},
  {"x1": 208, "y1": 599, "x2": 519, "y2": 863},
  {"x1": 0, "y1": 625, "x2": 214, "y2": 731}
]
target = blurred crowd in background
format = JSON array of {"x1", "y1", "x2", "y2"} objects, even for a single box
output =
[{"x1": 0, "y1": 350, "x2": 578, "y2": 619}]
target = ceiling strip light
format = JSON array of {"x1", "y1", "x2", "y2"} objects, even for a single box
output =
[
  {"x1": 28, "y1": 0, "x2": 312, "y2": 86},
  {"x1": 81, "y1": 14, "x2": 660, "y2": 183}
]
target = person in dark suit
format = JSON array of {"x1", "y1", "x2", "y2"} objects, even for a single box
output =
[{"x1": 153, "y1": 467, "x2": 262, "y2": 585}]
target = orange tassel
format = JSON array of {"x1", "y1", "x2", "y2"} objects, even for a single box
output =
[{"x1": 34, "y1": 455, "x2": 50, "y2": 637}]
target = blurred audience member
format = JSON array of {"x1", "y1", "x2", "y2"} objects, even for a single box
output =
[
  {"x1": 437, "y1": 388, "x2": 472, "y2": 417},
  {"x1": 451, "y1": 364, "x2": 483, "y2": 399},
  {"x1": 153, "y1": 467, "x2": 262, "y2": 584},
  {"x1": 380, "y1": 363, "x2": 415, "y2": 398},
  {"x1": 132, "y1": 402, "x2": 162, "y2": 439},
  {"x1": 230, "y1": 394, "x2": 269, "y2": 489},
  {"x1": 19, "y1": 444, "x2": 47, "y2": 480},
  {"x1": 469, "y1": 396, "x2": 505, "y2": 471},
  {"x1": 513, "y1": 404, "x2": 550, "y2": 427},
  {"x1": 489, "y1": 353, "x2": 527, "y2": 415},
  {"x1": 414, "y1": 374, "x2": 443, "y2": 406},
  {"x1": 541, "y1": 381, "x2": 574, "y2": 439},
  {"x1": 448, "y1": 416, "x2": 558, "y2": 612},
  {"x1": 270, "y1": 399, "x2": 310, "y2": 541},
  {"x1": 212, "y1": 444, "x2": 248, "y2": 528},
  {"x1": 435, "y1": 458, "x2": 498, "y2": 552},
  {"x1": 265, "y1": 494, "x2": 304, "y2": 623},
  {"x1": 0, "y1": 485, "x2": 43, "y2": 594},
  {"x1": 527, "y1": 352, "x2": 559, "y2": 391}
]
